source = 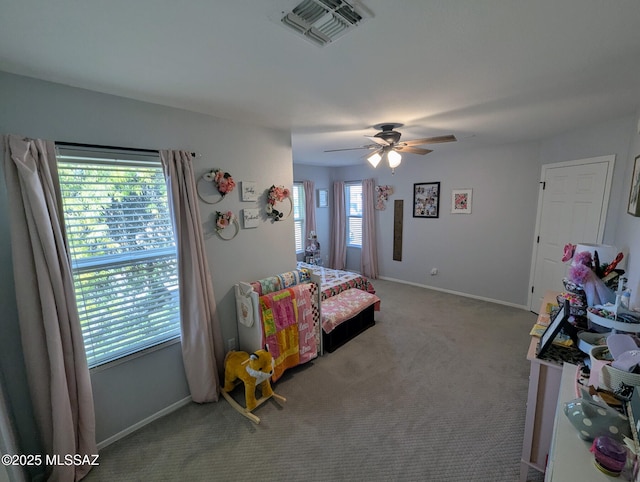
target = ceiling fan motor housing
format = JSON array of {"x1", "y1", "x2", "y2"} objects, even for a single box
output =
[{"x1": 374, "y1": 124, "x2": 403, "y2": 144}]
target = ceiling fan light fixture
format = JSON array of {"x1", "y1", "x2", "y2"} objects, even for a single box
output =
[
  {"x1": 388, "y1": 150, "x2": 402, "y2": 168},
  {"x1": 367, "y1": 151, "x2": 382, "y2": 168}
]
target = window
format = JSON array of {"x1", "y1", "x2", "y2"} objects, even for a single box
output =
[
  {"x1": 56, "y1": 147, "x2": 181, "y2": 368},
  {"x1": 292, "y1": 183, "x2": 305, "y2": 253},
  {"x1": 346, "y1": 182, "x2": 362, "y2": 247}
]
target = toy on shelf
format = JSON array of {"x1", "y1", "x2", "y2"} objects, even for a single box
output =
[{"x1": 221, "y1": 348, "x2": 286, "y2": 424}]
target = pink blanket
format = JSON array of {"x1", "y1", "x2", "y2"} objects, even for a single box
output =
[
  {"x1": 260, "y1": 283, "x2": 317, "y2": 381},
  {"x1": 321, "y1": 289, "x2": 380, "y2": 334}
]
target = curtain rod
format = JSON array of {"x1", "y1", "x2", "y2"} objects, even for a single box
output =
[{"x1": 55, "y1": 141, "x2": 196, "y2": 157}]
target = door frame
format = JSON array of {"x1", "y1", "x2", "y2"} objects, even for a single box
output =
[{"x1": 527, "y1": 155, "x2": 616, "y2": 312}]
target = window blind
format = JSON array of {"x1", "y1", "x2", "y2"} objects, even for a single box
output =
[
  {"x1": 346, "y1": 183, "x2": 362, "y2": 247},
  {"x1": 56, "y1": 147, "x2": 181, "y2": 368},
  {"x1": 293, "y1": 183, "x2": 305, "y2": 253}
]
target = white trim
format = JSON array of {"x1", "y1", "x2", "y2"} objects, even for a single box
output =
[
  {"x1": 378, "y1": 276, "x2": 528, "y2": 310},
  {"x1": 526, "y1": 155, "x2": 615, "y2": 311},
  {"x1": 96, "y1": 396, "x2": 192, "y2": 450}
]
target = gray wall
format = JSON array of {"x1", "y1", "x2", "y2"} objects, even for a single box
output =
[
  {"x1": 332, "y1": 142, "x2": 541, "y2": 307},
  {"x1": 0, "y1": 72, "x2": 295, "y2": 446}
]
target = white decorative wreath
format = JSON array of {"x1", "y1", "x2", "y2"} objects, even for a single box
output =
[
  {"x1": 197, "y1": 169, "x2": 236, "y2": 204},
  {"x1": 215, "y1": 211, "x2": 239, "y2": 240}
]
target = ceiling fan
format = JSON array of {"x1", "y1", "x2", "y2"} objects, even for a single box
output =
[{"x1": 324, "y1": 123, "x2": 457, "y2": 173}]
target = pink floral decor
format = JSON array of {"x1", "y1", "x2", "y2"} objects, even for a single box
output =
[
  {"x1": 204, "y1": 169, "x2": 236, "y2": 197},
  {"x1": 266, "y1": 185, "x2": 290, "y2": 221},
  {"x1": 375, "y1": 185, "x2": 393, "y2": 210},
  {"x1": 563, "y1": 244, "x2": 618, "y2": 307},
  {"x1": 215, "y1": 211, "x2": 235, "y2": 231}
]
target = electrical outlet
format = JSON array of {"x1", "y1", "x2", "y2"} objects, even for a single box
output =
[
  {"x1": 227, "y1": 338, "x2": 236, "y2": 351},
  {"x1": 430, "y1": 268, "x2": 438, "y2": 276}
]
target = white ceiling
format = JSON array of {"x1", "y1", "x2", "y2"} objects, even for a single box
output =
[{"x1": 1, "y1": 0, "x2": 640, "y2": 167}]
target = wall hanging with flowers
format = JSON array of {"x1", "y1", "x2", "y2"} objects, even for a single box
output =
[
  {"x1": 266, "y1": 185, "x2": 292, "y2": 222},
  {"x1": 197, "y1": 168, "x2": 236, "y2": 204},
  {"x1": 215, "y1": 210, "x2": 239, "y2": 240},
  {"x1": 375, "y1": 185, "x2": 393, "y2": 210}
]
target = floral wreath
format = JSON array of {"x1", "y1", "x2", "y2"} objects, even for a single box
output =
[
  {"x1": 197, "y1": 168, "x2": 236, "y2": 204},
  {"x1": 214, "y1": 210, "x2": 239, "y2": 240},
  {"x1": 266, "y1": 185, "x2": 292, "y2": 221}
]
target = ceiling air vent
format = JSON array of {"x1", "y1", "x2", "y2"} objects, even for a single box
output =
[{"x1": 273, "y1": 0, "x2": 371, "y2": 47}]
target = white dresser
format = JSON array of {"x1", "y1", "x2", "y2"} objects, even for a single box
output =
[{"x1": 546, "y1": 363, "x2": 638, "y2": 481}]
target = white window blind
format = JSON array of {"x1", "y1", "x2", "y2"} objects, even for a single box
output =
[
  {"x1": 292, "y1": 183, "x2": 305, "y2": 253},
  {"x1": 56, "y1": 147, "x2": 180, "y2": 368},
  {"x1": 346, "y1": 182, "x2": 362, "y2": 247}
]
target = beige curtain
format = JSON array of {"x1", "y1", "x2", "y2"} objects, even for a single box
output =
[
  {"x1": 329, "y1": 181, "x2": 346, "y2": 269},
  {"x1": 160, "y1": 150, "x2": 224, "y2": 403},
  {"x1": 303, "y1": 180, "x2": 316, "y2": 243},
  {"x1": 3, "y1": 135, "x2": 97, "y2": 481},
  {"x1": 361, "y1": 178, "x2": 378, "y2": 279},
  {"x1": 0, "y1": 374, "x2": 27, "y2": 482}
]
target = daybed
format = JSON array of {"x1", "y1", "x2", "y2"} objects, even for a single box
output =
[
  {"x1": 234, "y1": 265, "x2": 380, "y2": 378},
  {"x1": 296, "y1": 262, "x2": 380, "y2": 352}
]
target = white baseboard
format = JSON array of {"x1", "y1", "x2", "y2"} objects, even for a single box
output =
[
  {"x1": 97, "y1": 396, "x2": 192, "y2": 450},
  {"x1": 377, "y1": 276, "x2": 529, "y2": 310}
]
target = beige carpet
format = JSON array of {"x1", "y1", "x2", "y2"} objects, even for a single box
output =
[{"x1": 84, "y1": 279, "x2": 545, "y2": 481}]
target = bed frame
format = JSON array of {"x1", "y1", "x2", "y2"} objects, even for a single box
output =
[{"x1": 323, "y1": 304, "x2": 376, "y2": 353}]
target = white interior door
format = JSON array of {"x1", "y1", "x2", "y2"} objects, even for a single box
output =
[{"x1": 529, "y1": 156, "x2": 615, "y2": 312}]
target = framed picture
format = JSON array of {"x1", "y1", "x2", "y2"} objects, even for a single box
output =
[
  {"x1": 241, "y1": 181, "x2": 258, "y2": 202},
  {"x1": 628, "y1": 155, "x2": 640, "y2": 217},
  {"x1": 413, "y1": 182, "x2": 440, "y2": 218},
  {"x1": 536, "y1": 300, "x2": 570, "y2": 358},
  {"x1": 317, "y1": 188, "x2": 328, "y2": 208},
  {"x1": 242, "y1": 208, "x2": 259, "y2": 228},
  {"x1": 451, "y1": 188, "x2": 472, "y2": 214}
]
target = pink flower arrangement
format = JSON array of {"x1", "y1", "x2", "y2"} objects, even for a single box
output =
[
  {"x1": 204, "y1": 169, "x2": 236, "y2": 197},
  {"x1": 573, "y1": 251, "x2": 593, "y2": 269},
  {"x1": 267, "y1": 185, "x2": 290, "y2": 205},
  {"x1": 215, "y1": 211, "x2": 235, "y2": 231},
  {"x1": 266, "y1": 185, "x2": 290, "y2": 221}
]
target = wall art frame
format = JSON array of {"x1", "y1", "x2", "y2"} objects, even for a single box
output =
[
  {"x1": 317, "y1": 188, "x2": 328, "y2": 208},
  {"x1": 536, "y1": 299, "x2": 570, "y2": 358},
  {"x1": 242, "y1": 208, "x2": 259, "y2": 228},
  {"x1": 413, "y1": 182, "x2": 440, "y2": 218},
  {"x1": 628, "y1": 155, "x2": 640, "y2": 217},
  {"x1": 451, "y1": 188, "x2": 473, "y2": 214},
  {"x1": 241, "y1": 181, "x2": 258, "y2": 202}
]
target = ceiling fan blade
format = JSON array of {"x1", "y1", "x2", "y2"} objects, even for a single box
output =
[
  {"x1": 365, "y1": 136, "x2": 391, "y2": 146},
  {"x1": 324, "y1": 147, "x2": 371, "y2": 152},
  {"x1": 401, "y1": 135, "x2": 457, "y2": 146},
  {"x1": 395, "y1": 146, "x2": 433, "y2": 155}
]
